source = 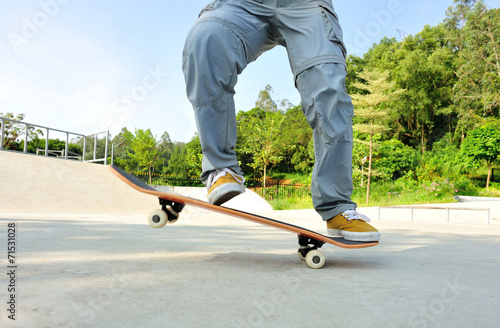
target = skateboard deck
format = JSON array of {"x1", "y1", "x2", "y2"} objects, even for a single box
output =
[{"x1": 109, "y1": 165, "x2": 378, "y2": 269}]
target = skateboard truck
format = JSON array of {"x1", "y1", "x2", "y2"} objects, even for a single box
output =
[
  {"x1": 297, "y1": 235, "x2": 326, "y2": 269},
  {"x1": 159, "y1": 198, "x2": 185, "y2": 218},
  {"x1": 148, "y1": 198, "x2": 186, "y2": 227}
]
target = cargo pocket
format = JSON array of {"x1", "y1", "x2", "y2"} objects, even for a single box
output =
[{"x1": 319, "y1": 4, "x2": 347, "y2": 58}]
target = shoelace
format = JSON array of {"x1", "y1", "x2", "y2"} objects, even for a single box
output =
[
  {"x1": 341, "y1": 209, "x2": 371, "y2": 222},
  {"x1": 208, "y1": 168, "x2": 245, "y2": 187}
]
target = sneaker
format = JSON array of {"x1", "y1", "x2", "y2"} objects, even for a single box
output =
[
  {"x1": 207, "y1": 168, "x2": 245, "y2": 205},
  {"x1": 326, "y1": 209, "x2": 380, "y2": 242}
]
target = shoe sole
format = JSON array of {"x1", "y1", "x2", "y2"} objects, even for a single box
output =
[
  {"x1": 327, "y1": 228, "x2": 380, "y2": 242},
  {"x1": 211, "y1": 190, "x2": 243, "y2": 206},
  {"x1": 208, "y1": 184, "x2": 245, "y2": 206}
]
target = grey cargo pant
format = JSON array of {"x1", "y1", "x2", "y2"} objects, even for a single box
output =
[{"x1": 182, "y1": 0, "x2": 357, "y2": 220}]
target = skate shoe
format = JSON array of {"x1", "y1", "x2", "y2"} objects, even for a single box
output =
[
  {"x1": 327, "y1": 209, "x2": 380, "y2": 242},
  {"x1": 207, "y1": 168, "x2": 245, "y2": 205}
]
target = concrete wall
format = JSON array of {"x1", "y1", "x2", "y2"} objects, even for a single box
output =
[{"x1": 0, "y1": 151, "x2": 157, "y2": 214}]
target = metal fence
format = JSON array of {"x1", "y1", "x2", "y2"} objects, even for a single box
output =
[
  {"x1": 135, "y1": 172, "x2": 205, "y2": 187},
  {"x1": 0, "y1": 116, "x2": 109, "y2": 164},
  {"x1": 133, "y1": 172, "x2": 311, "y2": 200},
  {"x1": 246, "y1": 178, "x2": 311, "y2": 200}
]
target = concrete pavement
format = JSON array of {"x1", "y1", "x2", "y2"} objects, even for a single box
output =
[{"x1": 1, "y1": 212, "x2": 499, "y2": 327}]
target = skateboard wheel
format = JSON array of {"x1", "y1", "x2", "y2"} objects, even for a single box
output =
[
  {"x1": 305, "y1": 250, "x2": 325, "y2": 269},
  {"x1": 148, "y1": 209, "x2": 168, "y2": 228}
]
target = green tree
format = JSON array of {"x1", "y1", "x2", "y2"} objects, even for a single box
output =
[
  {"x1": 158, "y1": 131, "x2": 174, "y2": 169},
  {"x1": 421, "y1": 133, "x2": 464, "y2": 181},
  {"x1": 0, "y1": 112, "x2": 42, "y2": 150},
  {"x1": 238, "y1": 107, "x2": 285, "y2": 194},
  {"x1": 351, "y1": 69, "x2": 404, "y2": 204},
  {"x1": 375, "y1": 139, "x2": 420, "y2": 181},
  {"x1": 280, "y1": 105, "x2": 314, "y2": 173},
  {"x1": 460, "y1": 122, "x2": 500, "y2": 189},
  {"x1": 391, "y1": 25, "x2": 457, "y2": 150},
  {"x1": 362, "y1": 37, "x2": 401, "y2": 75},
  {"x1": 122, "y1": 128, "x2": 165, "y2": 184},
  {"x1": 358, "y1": 26, "x2": 458, "y2": 148},
  {"x1": 446, "y1": 0, "x2": 500, "y2": 137},
  {"x1": 290, "y1": 139, "x2": 315, "y2": 173},
  {"x1": 185, "y1": 134, "x2": 202, "y2": 177},
  {"x1": 110, "y1": 130, "x2": 135, "y2": 171},
  {"x1": 346, "y1": 54, "x2": 368, "y2": 95},
  {"x1": 255, "y1": 84, "x2": 278, "y2": 112},
  {"x1": 164, "y1": 143, "x2": 188, "y2": 175},
  {"x1": 352, "y1": 131, "x2": 371, "y2": 187}
]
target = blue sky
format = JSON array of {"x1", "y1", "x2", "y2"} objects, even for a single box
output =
[{"x1": 1, "y1": 0, "x2": 499, "y2": 143}]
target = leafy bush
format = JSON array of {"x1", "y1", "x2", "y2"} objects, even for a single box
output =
[
  {"x1": 454, "y1": 177, "x2": 480, "y2": 196},
  {"x1": 352, "y1": 178, "x2": 459, "y2": 206},
  {"x1": 420, "y1": 134, "x2": 464, "y2": 181},
  {"x1": 374, "y1": 139, "x2": 420, "y2": 181}
]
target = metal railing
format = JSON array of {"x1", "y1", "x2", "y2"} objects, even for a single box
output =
[
  {"x1": 84, "y1": 130, "x2": 110, "y2": 164},
  {"x1": 35, "y1": 148, "x2": 82, "y2": 160},
  {"x1": 247, "y1": 179, "x2": 311, "y2": 201},
  {"x1": 0, "y1": 116, "x2": 109, "y2": 164}
]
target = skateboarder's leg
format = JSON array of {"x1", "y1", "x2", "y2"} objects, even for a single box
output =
[
  {"x1": 182, "y1": 1, "x2": 275, "y2": 204},
  {"x1": 182, "y1": 21, "x2": 246, "y2": 204},
  {"x1": 297, "y1": 64, "x2": 378, "y2": 241},
  {"x1": 277, "y1": 1, "x2": 379, "y2": 241},
  {"x1": 274, "y1": 2, "x2": 353, "y2": 218},
  {"x1": 183, "y1": 19, "x2": 243, "y2": 180},
  {"x1": 296, "y1": 63, "x2": 357, "y2": 219}
]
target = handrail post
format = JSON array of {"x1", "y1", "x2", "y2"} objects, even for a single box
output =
[
  {"x1": 93, "y1": 133, "x2": 97, "y2": 161},
  {"x1": 82, "y1": 136, "x2": 86, "y2": 162},
  {"x1": 24, "y1": 123, "x2": 29, "y2": 153},
  {"x1": 65, "y1": 132, "x2": 69, "y2": 159},
  {"x1": 0, "y1": 118, "x2": 4, "y2": 150},
  {"x1": 104, "y1": 130, "x2": 109, "y2": 165},
  {"x1": 45, "y1": 128, "x2": 49, "y2": 157}
]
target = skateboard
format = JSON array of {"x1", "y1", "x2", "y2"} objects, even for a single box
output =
[{"x1": 109, "y1": 165, "x2": 378, "y2": 269}]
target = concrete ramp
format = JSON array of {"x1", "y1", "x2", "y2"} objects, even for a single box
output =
[
  {"x1": 0, "y1": 151, "x2": 158, "y2": 214},
  {"x1": 0, "y1": 151, "x2": 272, "y2": 215}
]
